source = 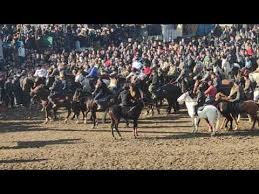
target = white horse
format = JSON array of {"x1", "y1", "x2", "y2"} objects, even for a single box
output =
[
  {"x1": 177, "y1": 92, "x2": 221, "y2": 136},
  {"x1": 249, "y1": 71, "x2": 259, "y2": 86}
]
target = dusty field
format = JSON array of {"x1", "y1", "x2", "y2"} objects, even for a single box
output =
[{"x1": 1, "y1": 107, "x2": 259, "y2": 170}]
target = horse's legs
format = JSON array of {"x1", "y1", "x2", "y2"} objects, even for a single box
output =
[
  {"x1": 197, "y1": 118, "x2": 201, "y2": 127},
  {"x1": 167, "y1": 104, "x2": 172, "y2": 116},
  {"x1": 133, "y1": 119, "x2": 138, "y2": 138},
  {"x1": 151, "y1": 105, "x2": 154, "y2": 116},
  {"x1": 102, "y1": 109, "x2": 108, "y2": 124},
  {"x1": 248, "y1": 114, "x2": 252, "y2": 123},
  {"x1": 44, "y1": 107, "x2": 49, "y2": 124},
  {"x1": 250, "y1": 114, "x2": 257, "y2": 130},
  {"x1": 237, "y1": 114, "x2": 241, "y2": 123},
  {"x1": 64, "y1": 105, "x2": 71, "y2": 123},
  {"x1": 232, "y1": 114, "x2": 239, "y2": 130},
  {"x1": 115, "y1": 118, "x2": 122, "y2": 138},
  {"x1": 81, "y1": 110, "x2": 85, "y2": 121},
  {"x1": 229, "y1": 117, "x2": 233, "y2": 130},
  {"x1": 75, "y1": 112, "x2": 80, "y2": 124},
  {"x1": 193, "y1": 117, "x2": 198, "y2": 133},
  {"x1": 110, "y1": 118, "x2": 115, "y2": 138},
  {"x1": 155, "y1": 101, "x2": 160, "y2": 115},
  {"x1": 84, "y1": 110, "x2": 89, "y2": 124},
  {"x1": 91, "y1": 111, "x2": 97, "y2": 129},
  {"x1": 220, "y1": 117, "x2": 227, "y2": 130},
  {"x1": 53, "y1": 107, "x2": 58, "y2": 120},
  {"x1": 71, "y1": 113, "x2": 76, "y2": 120}
]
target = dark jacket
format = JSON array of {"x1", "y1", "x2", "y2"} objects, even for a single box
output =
[
  {"x1": 94, "y1": 82, "x2": 111, "y2": 100},
  {"x1": 4, "y1": 79, "x2": 14, "y2": 95},
  {"x1": 118, "y1": 89, "x2": 133, "y2": 107},
  {"x1": 50, "y1": 79, "x2": 66, "y2": 95}
]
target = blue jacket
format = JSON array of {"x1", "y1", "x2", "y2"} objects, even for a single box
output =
[{"x1": 86, "y1": 66, "x2": 99, "y2": 78}]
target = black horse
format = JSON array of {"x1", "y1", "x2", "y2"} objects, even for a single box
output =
[
  {"x1": 154, "y1": 83, "x2": 182, "y2": 115},
  {"x1": 109, "y1": 100, "x2": 144, "y2": 139},
  {"x1": 71, "y1": 88, "x2": 87, "y2": 124}
]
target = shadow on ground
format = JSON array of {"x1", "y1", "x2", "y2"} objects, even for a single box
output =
[
  {"x1": 0, "y1": 158, "x2": 47, "y2": 164},
  {"x1": 141, "y1": 129, "x2": 259, "y2": 140},
  {"x1": 0, "y1": 121, "x2": 48, "y2": 133},
  {"x1": 0, "y1": 138, "x2": 81, "y2": 149}
]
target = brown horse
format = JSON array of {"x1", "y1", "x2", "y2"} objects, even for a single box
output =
[
  {"x1": 215, "y1": 92, "x2": 239, "y2": 130},
  {"x1": 215, "y1": 92, "x2": 259, "y2": 130},
  {"x1": 30, "y1": 84, "x2": 72, "y2": 124}
]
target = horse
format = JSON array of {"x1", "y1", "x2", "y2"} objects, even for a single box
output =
[
  {"x1": 109, "y1": 100, "x2": 144, "y2": 139},
  {"x1": 249, "y1": 70, "x2": 259, "y2": 86},
  {"x1": 215, "y1": 92, "x2": 239, "y2": 131},
  {"x1": 215, "y1": 92, "x2": 259, "y2": 130},
  {"x1": 177, "y1": 91, "x2": 221, "y2": 136},
  {"x1": 30, "y1": 84, "x2": 72, "y2": 124},
  {"x1": 71, "y1": 88, "x2": 87, "y2": 124},
  {"x1": 155, "y1": 83, "x2": 182, "y2": 115}
]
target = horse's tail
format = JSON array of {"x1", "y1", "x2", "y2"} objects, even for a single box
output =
[{"x1": 215, "y1": 109, "x2": 221, "y2": 131}]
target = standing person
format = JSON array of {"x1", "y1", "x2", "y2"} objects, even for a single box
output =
[
  {"x1": 12, "y1": 75, "x2": 23, "y2": 106},
  {"x1": 0, "y1": 72, "x2": 5, "y2": 103},
  {"x1": 18, "y1": 44, "x2": 25, "y2": 67},
  {"x1": 4, "y1": 77, "x2": 14, "y2": 108}
]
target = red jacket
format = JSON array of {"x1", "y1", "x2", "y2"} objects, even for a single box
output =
[
  {"x1": 246, "y1": 48, "x2": 254, "y2": 56},
  {"x1": 204, "y1": 85, "x2": 217, "y2": 98},
  {"x1": 143, "y1": 67, "x2": 152, "y2": 76}
]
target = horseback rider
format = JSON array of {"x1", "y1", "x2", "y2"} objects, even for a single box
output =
[
  {"x1": 204, "y1": 80, "x2": 217, "y2": 105},
  {"x1": 193, "y1": 76, "x2": 205, "y2": 116},
  {"x1": 228, "y1": 80, "x2": 245, "y2": 103},
  {"x1": 48, "y1": 72, "x2": 67, "y2": 108},
  {"x1": 148, "y1": 66, "x2": 160, "y2": 99},
  {"x1": 118, "y1": 83, "x2": 134, "y2": 115},
  {"x1": 171, "y1": 60, "x2": 193, "y2": 93},
  {"x1": 108, "y1": 71, "x2": 118, "y2": 94},
  {"x1": 243, "y1": 74, "x2": 254, "y2": 100},
  {"x1": 117, "y1": 83, "x2": 143, "y2": 116},
  {"x1": 93, "y1": 78, "x2": 112, "y2": 110}
]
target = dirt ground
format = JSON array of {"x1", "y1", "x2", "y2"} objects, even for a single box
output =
[{"x1": 1, "y1": 106, "x2": 259, "y2": 170}]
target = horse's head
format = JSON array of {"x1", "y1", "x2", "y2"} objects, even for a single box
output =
[
  {"x1": 215, "y1": 92, "x2": 227, "y2": 102},
  {"x1": 30, "y1": 84, "x2": 46, "y2": 98},
  {"x1": 73, "y1": 89, "x2": 83, "y2": 102},
  {"x1": 177, "y1": 91, "x2": 189, "y2": 104}
]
